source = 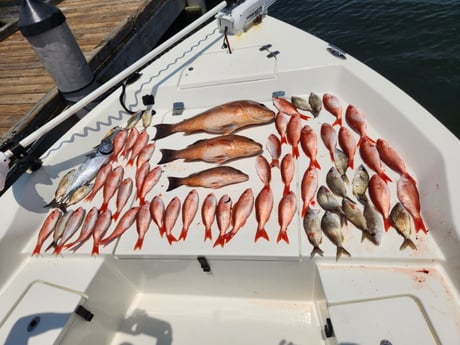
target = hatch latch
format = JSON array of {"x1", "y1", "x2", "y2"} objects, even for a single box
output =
[{"x1": 75, "y1": 305, "x2": 94, "y2": 322}]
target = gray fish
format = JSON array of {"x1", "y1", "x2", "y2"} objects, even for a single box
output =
[
  {"x1": 308, "y1": 92, "x2": 322, "y2": 117},
  {"x1": 291, "y1": 96, "x2": 312, "y2": 112},
  {"x1": 352, "y1": 164, "x2": 370, "y2": 203},
  {"x1": 333, "y1": 148, "x2": 349, "y2": 184},
  {"x1": 342, "y1": 198, "x2": 375, "y2": 243},
  {"x1": 303, "y1": 208, "x2": 324, "y2": 258},
  {"x1": 65, "y1": 183, "x2": 93, "y2": 208},
  {"x1": 321, "y1": 211, "x2": 351, "y2": 261},
  {"x1": 390, "y1": 202, "x2": 417, "y2": 251},
  {"x1": 317, "y1": 185, "x2": 344, "y2": 216},
  {"x1": 46, "y1": 209, "x2": 74, "y2": 251},
  {"x1": 326, "y1": 166, "x2": 353, "y2": 202},
  {"x1": 45, "y1": 169, "x2": 76, "y2": 208},
  {"x1": 142, "y1": 109, "x2": 153, "y2": 129},
  {"x1": 362, "y1": 198, "x2": 384, "y2": 245}
]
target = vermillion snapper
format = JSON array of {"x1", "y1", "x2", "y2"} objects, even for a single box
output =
[{"x1": 153, "y1": 100, "x2": 275, "y2": 140}]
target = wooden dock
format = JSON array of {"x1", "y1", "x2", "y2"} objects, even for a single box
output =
[{"x1": 0, "y1": 0, "x2": 188, "y2": 146}]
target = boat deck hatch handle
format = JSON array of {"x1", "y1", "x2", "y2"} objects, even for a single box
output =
[
  {"x1": 197, "y1": 256, "x2": 211, "y2": 273},
  {"x1": 259, "y1": 44, "x2": 272, "y2": 51},
  {"x1": 272, "y1": 91, "x2": 285, "y2": 98},
  {"x1": 142, "y1": 94, "x2": 155, "y2": 106},
  {"x1": 324, "y1": 317, "x2": 334, "y2": 338},
  {"x1": 74, "y1": 305, "x2": 94, "y2": 322},
  {"x1": 267, "y1": 51, "x2": 279, "y2": 58},
  {"x1": 173, "y1": 102, "x2": 185, "y2": 116}
]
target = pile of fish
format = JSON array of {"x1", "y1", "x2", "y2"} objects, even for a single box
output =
[{"x1": 31, "y1": 95, "x2": 428, "y2": 259}]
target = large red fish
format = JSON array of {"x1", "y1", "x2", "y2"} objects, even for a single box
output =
[
  {"x1": 359, "y1": 137, "x2": 392, "y2": 183},
  {"x1": 368, "y1": 174, "x2": 392, "y2": 231},
  {"x1": 323, "y1": 93, "x2": 342, "y2": 127},
  {"x1": 178, "y1": 189, "x2": 199, "y2": 241},
  {"x1": 320, "y1": 123, "x2": 337, "y2": 162},
  {"x1": 338, "y1": 126, "x2": 357, "y2": 169},
  {"x1": 202, "y1": 193, "x2": 217, "y2": 241},
  {"x1": 277, "y1": 191, "x2": 297, "y2": 244},
  {"x1": 254, "y1": 187, "x2": 273, "y2": 242},
  {"x1": 300, "y1": 125, "x2": 321, "y2": 170},
  {"x1": 397, "y1": 173, "x2": 428, "y2": 233},
  {"x1": 345, "y1": 105, "x2": 374, "y2": 146},
  {"x1": 32, "y1": 209, "x2": 62, "y2": 256}
]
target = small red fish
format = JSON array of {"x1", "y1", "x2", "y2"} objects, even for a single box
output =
[
  {"x1": 275, "y1": 112, "x2": 289, "y2": 145},
  {"x1": 64, "y1": 207, "x2": 98, "y2": 252},
  {"x1": 32, "y1": 209, "x2": 62, "y2": 256},
  {"x1": 128, "y1": 130, "x2": 149, "y2": 166},
  {"x1": 164, "y1": 197, "x2": 180, "y2": 245},
  {"x1": 254, "y1": 187, "x2": 273, "y2": 242},
  {"x1": 272, "y1": 97, "x2": 310, "y2": 120},
  {"x1": 138, "y1": 166, "x2": 162, "y2": 204},
  {"x1": 300, "y1": 125, "x2": 321, "y2": 170},
  {"x1": 286, "y1": 115, "x2": 302, "y2": 158},
  {"x1": 111, "y1": 129, "x2": 128, "y2": 162},
  {"x1": 256, "y1": 155, "x2": 271, "y2": 190},
  {"x1": 100, "y1": 207, "x2": 138, "y2": 247},
  {"x1": 136, "y1": 143, "x2": 155, "y2": 170},
  {"x1": 100, "y1": 166, "x2": 124, "y2": 212},
  {"x1": 277, "y1": 191, "x2": 297, "y2": 244},
  {"x1": 320, "y1": 123, "x2": 337, "y2": 162},
  {"x1": 368, "y1": 174, "x2": 392, "y2": 231},
  {"x1": 113, "y1": 177, "x2": 133, "y2": 221},
  {"x1": 54, "y1": 207, "x2": 86, "y2": 255},
  {"x1": 301, "y1": 166, "x2": 318, "y2": 217},
  {"x1": 178, "y1": 189, "x2": 199, "y2": 241},
  {"x1": 397, "y1": 173, "x2": 428, "y2": 233},
  {"x1": 225, "y1": 188, "x2": 254, "y2": 243},
  {"x1": 135, "y1": 161, "x2": 150, "y2": 200},
  {"x1": 266, "y1": 134, "x2": 281, "y2": 168},
  {"x1": 359, "y1": 137, "x2": 392, "y2": 183},
  {"x1": 281, "y1": 153, "x2": 295, "y2": 196},
  {"x1": 323, "y1": 93, "x2": 342, "y2": 126},
  {"x1": 202, "y1": 193, "x2": 217, "y2": 241},
  {"x1": 91, "y1": 209, "x2": 112, "y2": 255},
  {"x1": 338, "y1": 126, "x2": 357, "y2": 169},
  {"x1": 150, "y1": 195, "x2": 165, "y2": 237},
  {"x1": 85, "y1": 163, "x2": 112, "y2": 202},
  {"x1": 134, "y1": 201, "x2": 152, "y2": 250},
  {"x1": 122, "y1": 127, "x2": 139, "y2": 159},
  {"x1": 376, "y1": 138, "x2": 411, "y2": 177},
  {"x1": 214, "y1": 194, "x2": 232, "y2": 248},
  {"x1": 345, "y1": 105, "x2": 374, "y2": 146}
]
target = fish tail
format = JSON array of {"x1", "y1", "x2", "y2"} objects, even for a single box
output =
[
  {"x1": 328, "y1": 150, "x2": 335, "y2": 163},
  {"x1": 166, "y1": 233, "x2": 177, "y2": 245},
  {"x1": 280, "y1": 135, "x2": 287, "y2": 145},
  {"x1": 213, "y1": 235, "x2": 225, "y2": 248},
  {"x1": 348, "y1": 158, "x2": 354, "y2": 170},
  {"x1": 32, "y1": 244, "x2": 42, "y2": 256},
  {"x1": 301, "y1": 203, "x2": 308, "y2": 218},
  {"x1": 54, "y1": 244, "x2": 64, "y2": 256},
  {"x1": 224, "y1": 231, "x2": 236, "y2": 243},
  {"x1": 332, "y1": 118, "x2": 342, "y2": 127},
  {"x1": 336, "y1": 246, "x2": 351, "y2": 261},
  {"x1": 178, "y1": 228, "x2": 188, "y2": 241},
  {"x1": 254, "y1": 228, "x2": 270, "y2": 242},
  {"x1": 63, "y1": 240, "x2": 76, "y2": 250},
  {"x1": 310, "y1": 246, "x2": 324, "y2": 258},
  {"x1": 270, "y1": 159, "x2": 279, "y2": 168},
  {"x1": 112, "y1": 211, "x2": 120, "y2": 221},
  {"x1": 44, "y1": 199, "x2": 60, "y2": 209},
  {"x1": 292, "y1": 146, "x2": 300, "y2": 159},
  {"x1": 166, "y1": 177, "x2": 183, "y2": 192},
  {"x1": 158, "y1": 149, "x2": 178, "y2": 164},
  {"x1": 85, "y1": 191, "x2": 96, "y2": 202},
  {"x1": 127, "y1": 157, "x2": 134, "y2": 167},
  {"x1": 100, "y1": 202, "x2": 108, "y2": 213},
  {"x1": 384, "y1": 217, "x2": 392, "y2": 232},
  {"x1": 45, "y1": 241, "x2": 56, "y2": 252},
  {"x1": 153, "y1": 123, "x2": 175, "y2": 140},
  {"x1": 159, "y1": 226, "x2": 166, "y2": 237},
  {"x1": 133, "y1": 237, "x2": 144, "y2": 251},
  {"x1": 204, "y1": 227, "x2": 212, "y2": 242},
  {"x1": 91, "y1": 243, "x2": 99, "y2": 256},
  {"x1": 400, "y1": 237, "x2": 417, "y2": 251},
  {"x1": 310, "y1": 159, "x2": 321, "y2": 170},
  {"x1": 283, "y1": 184, "x2": 290, "y2": 196},
  {"x1": 379, "y1": 171, "x2": 393, "y2": 183},
  {"x1": 300, "y1": 114, "x2": 311, "y2": 121},
  {"x1": 276, "y1": 230, "x2": 289, "y2": 244},
  {"x1": 414, "y1": 217, "x2": 428, "y2": 234}
]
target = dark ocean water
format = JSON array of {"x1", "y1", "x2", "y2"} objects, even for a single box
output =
[{"x1": 268, "y1": 0, "x2": 460, "y2": 138}]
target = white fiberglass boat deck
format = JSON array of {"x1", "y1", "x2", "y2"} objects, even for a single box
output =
[{"x1": 0, "y1": 1, "x2": 459, "y2": 344}]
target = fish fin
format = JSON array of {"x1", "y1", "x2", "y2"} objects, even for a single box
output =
[
  {"x1": 133, "y1": 238, "x2": 144, "y2": 251},
  {"x1": 53, "y1": 244, "x2": 64, "y2": 256},
  {"x1": 127, "y1": 157, "x2": 135, "y2": 166},
  {"x1": 224, "y1": 231, "x2": 236, "y2": 243},
  {"x1": 283, "y1": 184, "x2": 290, "y2": 196},
  {"x1": 310, "y1": 246, "x2": 324, "y2": 258},
  {"x1": 384, "y1": 217, "x2": 392, "y2": 232},
  {"x1": 178, "y1": 229, "x2": 188, "y2": 241},
  {"x1": 300, "y1": 114, "x2": 311, "y2": 121},
  {"x1": 166, "y1": 233, "x2": 177, "y2": 245},
  {"x1": 400, "y1": 238, "x2": 417, "y2": 251},
  {"x1": 204, "y1": 228, "x2": 212, "y2": 242},
  {"x1": 348, "y1": 158, "x2": 354, "y2": 170},
  {"x1": 91, "y1": 243, "x2": 99, "y2": 255},
  {"x1": 213, "y1": 235, "x2": 225, "y2": 248},
  {"x1": 158, "y1": 149, "x2": 178, "y2": 164},
  {"x1": 166, "y1": 177, "x2": 183, "y2": 192},
  {"x1": 336, "y1": 246, "x2": 351, "y2": 261},
  {"x1": 379, "y1": 171, "x2": 393, "y2": 183},
  {"x1": 276, "y1": 230, "x2": 289, "y2": 244},
  {"x1": 85, "y1": 191, "x2": 96, "y2": 202},
  {"x1": 280, "y1": 135, "x2": 287, "y2": 145},
  {"x1": 301, "y1": 203, "x2": 308, "y2": 218},
  {"x1": 292, "y1": 146, "x2": 300, "y2": 159},
  {"x1": 112, "y1": 211, "x2": 120, "y2": 221},
  {"x1": 270, "y1": 159, "x2": 279, "y2": 168},
  {"x1": 356, "y1": 193, "x2": 368, "y2": 205},
  {"x1": 153, "y1": 123, "x2": 175, "y2": 140},
  {"x1": 332, "y1": 118, "x2": 342, "y2": 127},
  {"x1": 254, "y1": 228, "x2": 270, "y2": 242},
  {"x1": 159, "y1": 226, "x2": 166, "y2": 237},
  {"x1": 414, "y1": 217, "x2": 428, "y2": 234},
  {"x1": 310, "y1": 159, "x2": 321, "y2": 170},
  {"x1": 100, "y1": 202, "x2": 108, "y2": 213},
  {"x1": 32, "y1": 244, "x2": 42, "y2": 256},
  {"x1": 341, "y1": 173, "x2": 350, "y2": 185},
  {"x1": 44, "y1": 199, "x2": 60, "y2": 208},
  {"x1": 328, "y1": 150, "x2": 335, "y2": 162}
]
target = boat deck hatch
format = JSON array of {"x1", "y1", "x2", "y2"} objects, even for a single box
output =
[
  {"x1": 178, "y1": 46, "x2": 276, "y2": 89},
  {"x1": 328, "y1": 296, "x2": 438, "y2": 345},
  {"x1": 0, "y1": 281, "x2": 84, "y2": 345}
]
